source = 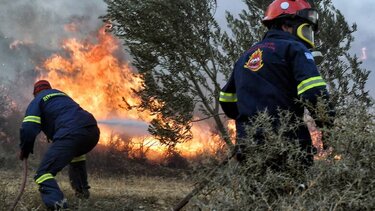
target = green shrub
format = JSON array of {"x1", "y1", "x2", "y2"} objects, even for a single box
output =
[{"x1": 188, "y1": 105, "x2": 375, "y2": 210}]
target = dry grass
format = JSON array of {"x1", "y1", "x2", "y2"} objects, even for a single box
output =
[{"x1": 1, "y1": 168, "x2": 193, "y2": 211}]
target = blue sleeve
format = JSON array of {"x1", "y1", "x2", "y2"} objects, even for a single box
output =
[
  {"x1": 290, "y1": 43, "x2": 335, "y2": 127},
  {"x1": 290, "y1": 43, "x2": 327, "y2": 97},
  {"x1": 219, "y1": 67, "x2": 239, "y2": 119},
  {"x1": 19, "y1": 99, "x2": 42, "y2": 153}
]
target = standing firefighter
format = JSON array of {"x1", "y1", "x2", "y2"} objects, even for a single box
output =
[
  {"x1": 219, "y1": 0, "x2": 334, "y2": 166},
  {"x1": 19, "y1": 80, "x2": 100, "y2": 210}
]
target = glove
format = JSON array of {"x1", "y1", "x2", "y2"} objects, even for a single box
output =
[
  {"x1": 234, "y1": 144, "x2": 246, "y2": 163},
  {"x1": 19, "y1": 150, "x2": 30, "y2": 160}
]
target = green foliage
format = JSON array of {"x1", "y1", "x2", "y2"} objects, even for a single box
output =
[
  {"x1": 188, "y1": 106, "x2": 374, "y2": 210},
  {"x1": 222, "y1": 0, "x2": 269, "y2": 60},
  {"x1": 103, "y1": 1, "x2": 374, "y2": 209},
  {"x1": 103, "y1": 0, "x2": 373, "y2": 149},
  {"x1": 176, "y1": 0, "x2": 373, "y2": 210},
  {"x1": 102, "y1": 0, "x2": 233, "y2": 147},
  {"x1": 315, "y1": 0, "x2": 373, "y2": 109}
]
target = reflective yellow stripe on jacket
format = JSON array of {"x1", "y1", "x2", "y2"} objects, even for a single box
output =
[
  {"x1": 35, "y1": 173, "x2": 54, "y2": 184},
  {"x1": 23, "y1": 116, "x2": 41, "y2": 124},
  {"x1": 297, "y1": 76, "x2": 326, "y2": 95},
  {"x1": 219, "y1": 92, "x2": 237, "y2": 102},
  {"x1": 71, "y1": 155, "x2": 86, "y2": 163},
  {"x1": 42, "y1": 92, "x2": 67, "y2": 102}
]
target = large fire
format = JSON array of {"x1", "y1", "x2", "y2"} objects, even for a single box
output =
[
  {"x1": 37, "y1": 26, "x2": 225, "y2": 161},
  {"x1": 34, "y1": 25, "x2": 326, "y2": 162}
]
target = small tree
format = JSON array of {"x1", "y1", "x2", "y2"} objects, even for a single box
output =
[
  {"x1": 102, "y1": 0, "x2": 233, "y2": 148},
  {"x1": 103, "y1": 0, "x2": 373, "y2": 152},
  {"x1": 182, "y1": 0, "x2": 375, "y2": 209}
]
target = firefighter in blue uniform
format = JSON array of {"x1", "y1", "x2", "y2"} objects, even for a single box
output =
[
  {"x1": 19, "y1": 80, "x2": 100, "y2": 210},
  {"x1": 219, "y1": 0, "x2": 334, "y2": 166}
]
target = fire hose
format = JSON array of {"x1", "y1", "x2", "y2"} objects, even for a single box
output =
[
  {"x1": 8, "y1": 159, "x2": 28, "y2": 211},
  {"x1": 173, "y1": 150, "x2": 236, "y2": 211}
]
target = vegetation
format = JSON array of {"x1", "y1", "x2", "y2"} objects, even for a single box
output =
[
  {"x1": 103, "y1": 0, "x2": 374, "y2": 210},
  {"x1": 102, "y1": 0, "x2": 233, "y2": 147},
  {"x1": 1, "y1": 168, "x2": 192, "y2": 210},
  {"x1": 190, "y1": 0, "x2": 374, "y2": 210},
  {"x1": 0, "y1": 85, "x2": 23, "y2": 169},
  {"x1": 1, "y1": 132, "x2": 193, "y2": 210},
  {"x1": 186, "y1": 108, "x2": 374, "y2": 210},
  {"x1": 1, "y1": 0, "x2": 374, "y2": 210}
]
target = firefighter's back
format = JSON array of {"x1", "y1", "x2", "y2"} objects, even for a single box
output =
[{"x1": 37, "y1": 89, "x2": 97, "y2": 140}]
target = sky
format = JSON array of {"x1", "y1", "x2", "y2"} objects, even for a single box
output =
[{"x1": 0, "y1": 0, "x2": 374, "y2": 100}]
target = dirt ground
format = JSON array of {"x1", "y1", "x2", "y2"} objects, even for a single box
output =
[{"x1": 1, "y1": 168, "x2": 194, "y2": 211}]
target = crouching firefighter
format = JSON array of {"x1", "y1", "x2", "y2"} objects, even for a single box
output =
[
  {"x1": 19, "y1": 80, "x2": 100, "y2": 210},
  {"x1": 219, "y1": 0, "x2": 335, "y2": 168}
]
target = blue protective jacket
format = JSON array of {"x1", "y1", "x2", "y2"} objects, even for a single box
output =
[
  {"x1": 219, "y1": 29, "x2": 330, "y2": 123},
  {"x1": 20, "y1": 89, "x2": 97, "y2": 153}
]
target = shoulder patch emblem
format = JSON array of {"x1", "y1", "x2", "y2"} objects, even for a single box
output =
[
  {"x1": 244, "y1": 48, "x2": 264, "y2": 72},
  {"x1": 305, "y1": 52, "x2": 314, "y2": 60}
]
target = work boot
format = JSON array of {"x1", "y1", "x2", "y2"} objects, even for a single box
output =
[
  {"x1": 45, "y1": 199, "x2": 68, "y2": 211},
  {"x1": 75, "y1": 188, "x2": 90, "y2": 199},
  {"x1": 37, "y1": 178, "x2": 67, "y2": 210},
  {"x1": 69, "y1": 160, "x2": 91, "y2": 199}
]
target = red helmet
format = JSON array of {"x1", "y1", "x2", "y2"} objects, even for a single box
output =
[
  {"x1": 33, "y1": 80, "x2": 52, "y2": 96},
  {"x1": 262, "y1": 0, "x2": 318, "y2": 30}
]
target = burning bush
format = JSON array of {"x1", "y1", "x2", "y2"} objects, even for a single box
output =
[{"x1": 84, "y1": 133, "x2": 191, "y2": 177}]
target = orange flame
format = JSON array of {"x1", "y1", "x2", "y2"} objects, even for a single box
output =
[{"x1": 37, "y1": 25, "x2": 224, "y2": 161}]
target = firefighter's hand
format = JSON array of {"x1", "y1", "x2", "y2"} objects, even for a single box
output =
[
  {"x1": 19, "y1": 150, "x2": 30, "y2": 160},
  {"x1": 234, "y1": 144, "x2": 246, "y2": 163}
]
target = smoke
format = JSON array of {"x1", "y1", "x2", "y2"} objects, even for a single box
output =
[
  {"x1": 97, "y1": 118, "x2": 149, "y2": 136},
  {"x1": 0, "y1": 0, "x2": 107, "y2": 108},
  {"x1": 0, "y1": 0, "x2": 106, "y2": 49}
]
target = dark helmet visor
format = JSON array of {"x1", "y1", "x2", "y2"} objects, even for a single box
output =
[{"x1": 296, "y1": 9, "x2": 319, "y2": 31}]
